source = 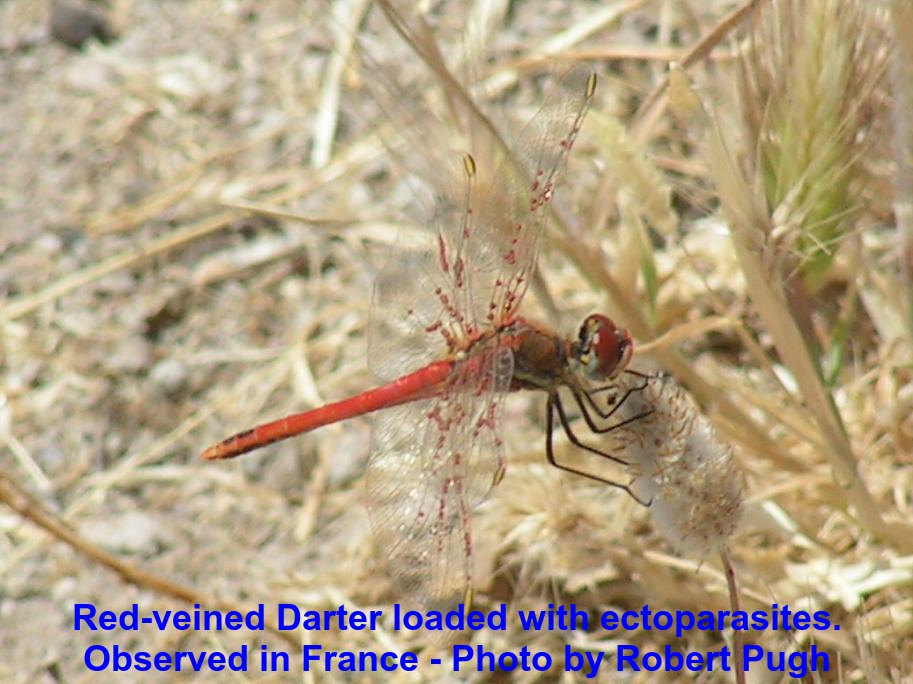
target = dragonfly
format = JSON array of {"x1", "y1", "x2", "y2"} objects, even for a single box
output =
[{"x1": 202, "y1": 70, "x2": 644, "y2": 607}]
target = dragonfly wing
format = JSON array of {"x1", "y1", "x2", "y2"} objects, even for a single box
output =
[
  {"x1": 365, "y1": 345, "x2": 513, "y2": 608},
  {"x1": 471, "y1": 67, "x2": 596, "y2": 324},
  {"x1": 367, "y1": 198, "x2": 468, "y2": 383},
  {"x1": 367, "y1": 61, "x2": 594, "y2": 385}
]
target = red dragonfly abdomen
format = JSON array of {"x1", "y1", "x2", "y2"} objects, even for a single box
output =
[{"x1": 201, "y1": 360, "x2": 454, "y2": 461}]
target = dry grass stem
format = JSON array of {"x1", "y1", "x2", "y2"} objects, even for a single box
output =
[{"x1": 0, "y1": 471, "x2": 299, "y2": 648}]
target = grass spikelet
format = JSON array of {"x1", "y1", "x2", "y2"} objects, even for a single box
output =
[
  {"x1": 586, "y1": 107, "x2": 676, "y2": 316},
  {"x1": 587, "y1": 108, "x2": 678, "y2": 238},
  {"x1": 705, "y1": 0, "x2": 911, "y2": 546},
  {"x1": 889, "y1": 0, "x2": 913, "y2": 333},
  {"x1": 611, "y1": 373, "x2": 745, "y2": 559},
  {"x1": 738, "y1": 0, "x2": 888, "y2": 291},
  {"x1": 707, "y1": 89, "x2": 912, "y2": 546},
  {"x1": 606, "y1": 373, "x2": 749, "y2": 681}
]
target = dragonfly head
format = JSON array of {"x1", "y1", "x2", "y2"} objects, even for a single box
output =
[{"x1": 574, "y1": 314, "x2": 632, "y2": 381}]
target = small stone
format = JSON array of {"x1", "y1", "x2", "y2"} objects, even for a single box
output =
[
  {"x1": 79, "y1": 511, "x2": 162, "y2": 556},
  {"x1": 105, "y1": 336, "x2": 152, "y2": 374},
  {"x1": 149, "y1": 358, "x2": 188, "y2": 394},
  {"x1": 50, "y1": 1, "x2": 115, "y2": 49}
]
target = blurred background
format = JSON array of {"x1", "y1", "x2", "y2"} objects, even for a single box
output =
[{"x1": 1, "y1": 0, "x2": 911, "y2": 681}]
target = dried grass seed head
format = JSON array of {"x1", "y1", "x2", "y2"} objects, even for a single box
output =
[{"x1": 609, "y1": 372, "x2": 745, "y2": 559}]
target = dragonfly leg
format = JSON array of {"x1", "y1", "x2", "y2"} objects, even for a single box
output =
[
  {"x1": 545, "y1": 395, "x2": 650, "y2": 505},
  {"x1": 572, "y1": 384, "x2": 654, "y2": 435},
  {"x1": 552, "y1": 393, "x2": 628, "y2": 465},
  {"x1": 579, "y1": 370, "x2": 655, "y2": 422},
  {"x1": 586, "y1": 368, "x2": 657, "y2": 398}
]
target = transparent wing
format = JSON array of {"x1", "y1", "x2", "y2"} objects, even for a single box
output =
[
  {"x1": 368, "y1": 196, "x2": 470, "y2": 382},
  {"x1": 477, "y1": 66, "x2": 596, "y2": 325},
  {"x1": 365, "y1": 345, "x2": 513, "y2": 607},
  {"x1": 367, "y1": 67, "x2": 595, "y2": 381},
  {"x1": 359, "y1": 45, "x2": 596, "y2": 604}
]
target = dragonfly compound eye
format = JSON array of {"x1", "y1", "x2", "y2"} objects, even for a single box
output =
[{"x1": 578, "y1": 314, "x2": 633, "y2": 380}]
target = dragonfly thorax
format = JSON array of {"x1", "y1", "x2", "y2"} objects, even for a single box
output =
[{"x1": 572, "y1": 314, "x2": 632, "y2": 382}]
